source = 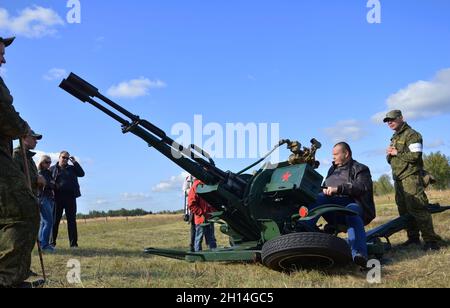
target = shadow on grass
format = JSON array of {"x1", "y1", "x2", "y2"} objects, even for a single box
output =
[
  {"x1": 51, "y1": 247, "x2": 146, "y2": 258},
  {"x1": 383, "y1": 238, "x2": 450, "y2": 264}
]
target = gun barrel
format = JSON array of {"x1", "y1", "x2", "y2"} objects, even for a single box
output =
[{"x1": 59, "y1": 73, "x2": 235, "y2": 187}]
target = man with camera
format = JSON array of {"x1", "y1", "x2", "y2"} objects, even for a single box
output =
[{"x1": 50, "y1": 151, "x2": 85, "y2": 249}]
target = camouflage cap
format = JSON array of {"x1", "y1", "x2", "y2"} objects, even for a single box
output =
[
  {"x1": 383, "y1": 110, "x2": 403, "y2": 123},
  {"x1": 0, "y1": 37, "x2": 15, "y2": 47},
  {"x1": 30, "y1": 130, "x2": 43, "y2": 140}
]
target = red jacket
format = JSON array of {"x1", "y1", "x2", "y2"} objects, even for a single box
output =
[{"x1": 188, "y1": 180, "x2": 216, "y2": 225}]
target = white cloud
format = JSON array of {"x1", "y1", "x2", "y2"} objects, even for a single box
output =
[
  {"x1": 319, "y1": 159, "x2": 332, "y2": 169},
  {"x1": 43, "y1": 68, "x2": 67, "y2": 81},
  {"x1": 425, "y1": 139, "x2": 445, "y2": 149},
  {"x1": 361, "y1": 148, "x2": 386, "y2": 158},
  {"x1": 32, "y1": 151, "x2": 61, "y2": 165},
  {"x1": 152, "y1": 172, "x2": 189, "y2": 193},
  {"x1": 324, "y1": 120, "x2": 367, "y2": 143},
  {"x1": 371, "y1": 166, "x2": 394, "y2": 179},
  {"x1": 95, "y1": 199, "x2": 109, "y2": 206},
  {"x1": 107, "y1": 77, "x2": 167, "y2": 99},
  {"x1": 0, "y1": 6, "x2": 64, "y2": 38},
  {"x1": 32, "y1": 150, "x2": 90, "y2": 166},
  {"x1": 373, "y1": 68, "x2": 450, "y2": 122},
  {"x1": 120, "y1": 193, "x2": 151, "y2": 202},
  {"x1": 321, "y1": 159, "x2": 332, "y2": 165}
]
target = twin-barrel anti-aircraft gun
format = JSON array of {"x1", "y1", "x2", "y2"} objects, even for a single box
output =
[{"x1": 60, "y1": 73, "x2": 449, "y2": 272}]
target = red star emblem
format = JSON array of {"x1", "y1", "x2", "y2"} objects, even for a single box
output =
[{"x1": 282, "y1": 171, "x2": 292, "y2": 182}]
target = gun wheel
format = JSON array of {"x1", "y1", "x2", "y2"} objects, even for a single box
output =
[{"x1": 261, "y1": 232, "x2": 352, "y2": 272}]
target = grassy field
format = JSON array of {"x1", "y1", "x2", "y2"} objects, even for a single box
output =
[{"x1": 33, "y1": 190, "x2": 450, "y2": 288}]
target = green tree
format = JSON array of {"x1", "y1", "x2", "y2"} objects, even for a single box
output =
[
  {"x1": 76, "y1": 208, "x2": 154, "y2": 219},
  {"x1": 373, "y1": 174, "x2": 394, "y2": 196},
  {"x1": 423, "y1": 152, "x2": 450, "y2": 190}
]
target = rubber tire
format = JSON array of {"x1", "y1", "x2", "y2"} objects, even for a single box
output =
[{"x1": 261, "y1": 233, "x2": 352, "y2": 272}]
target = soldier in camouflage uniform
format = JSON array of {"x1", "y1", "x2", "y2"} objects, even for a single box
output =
[
  {"x1": 385, "y1": 110, "x2": 442, "y2": 251},
  {"x1": 0, "y1": 37, "x2": 42, "y2": 288},
  {"x1": 13, "y1": 130, "x2": 46, "y2": 197}
]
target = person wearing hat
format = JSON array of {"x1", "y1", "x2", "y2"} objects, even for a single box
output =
[
  {"x1": 0, "y1": 36, "x2": 43, "y2": 288},
  {"x1": 13, "y1": 130, "x2": 47, "y2": 196},
  {"x1": 385, "y1": 110, "x2": 442, "y2": 251}
]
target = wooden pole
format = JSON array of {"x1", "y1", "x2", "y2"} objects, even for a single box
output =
[{"x1": 20, "y1": 139, "x2": 46, "y2": 282}]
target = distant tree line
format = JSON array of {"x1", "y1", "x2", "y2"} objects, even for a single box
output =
[
  {"x1": 75, "y1": 208, "x2": 186, "y2": 219},
  {"x1": 423, "y1": 152, "x2": 450, "y2": 190},
  {"x1": 157, "y1": 209, "x2": 184, "y2": 215},
  {"x1": 77, "y1": 208, "x2": 153, "y2": 219},
  {"x1": 373, "y1": 152, "x2": 450, "y2": 196},
  {"x1": 373, "y1": 174, "x2": 394, "y2": 196}
]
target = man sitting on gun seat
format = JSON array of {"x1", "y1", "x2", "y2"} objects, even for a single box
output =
[{"x1": 306, "y1": 142, "x2": 376, "y2": 268}]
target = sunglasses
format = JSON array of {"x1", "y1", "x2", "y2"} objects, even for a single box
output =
[{"x1": 61, "y1": 157, "x2": 70, "y2": 160}]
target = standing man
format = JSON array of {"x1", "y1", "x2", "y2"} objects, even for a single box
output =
[
  {"x1": 385, "y1": 110, "x2": 442, "y2": 251},
  {"x1": 0, "y1": 36, "x2": 43, "y2": 288},
  {"x1": 13, "y1": 130, "x2": 47, "y2": 196},
  {"x1": 183, "y1": 174, "x2": 196, "y2": 252},
  {"x1": 50, "y1": 151, "x2": 85, "y2": 248},
  {"x1": 188, "y1": 179, "x2": 217, "y2": 252}
]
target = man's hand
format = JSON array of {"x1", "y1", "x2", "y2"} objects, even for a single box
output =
[
  {"x1": 323, "y1": 187, "x2": 338, "y2": 196},
  {"x1": 69, "y1": 156, "x2": 77, "y2": 164},
  {"x1": 387, "y1": 146, "x2": 398, "y2": 157}
]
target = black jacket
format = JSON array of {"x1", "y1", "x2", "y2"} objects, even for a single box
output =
[
  {"x1": 38, "y1": 169, "x2": 56, "y2": 199},
  {"x1": 50, "y1": 162, "x2": 85, "y2": 199},
  {"x1": 325, "y1": 159, "x2": 376, "y2": 225}
]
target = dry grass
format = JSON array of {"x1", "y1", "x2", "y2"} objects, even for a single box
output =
[{"x1": 33, "y1": 190, "x2": 450, "y2": 288}]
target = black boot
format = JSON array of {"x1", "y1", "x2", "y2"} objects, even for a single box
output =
[
  {"x1": 423, "y1": 242, "x2": 440, "y2": 251},
  {"x1": 353, "y1": 253, "x2": 368, "y2": 268},
  {"x1": 28, "y1": 270, "x2": 39, "y2": 278},
  {"x1": 16, "y1": 279, "x2": 46, "y2": 289},
  {"x1": 400, "y1": 238, "x2": 421, "y2": 248},
  {"x1": 3, "y1": 279, "x2": 46, "y2": 289}
]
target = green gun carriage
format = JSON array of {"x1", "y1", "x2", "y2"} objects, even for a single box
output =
[{"x1": 60, "y1": 73, "x2": 449, "y2": 272}]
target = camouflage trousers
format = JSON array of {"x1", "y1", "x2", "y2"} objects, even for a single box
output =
[
  {"x1": 0, "y1": 157, "x2": 40, "y2": 287},
  {"x1": 395, "y1": 174, "x2": 441, "y2": 243}
]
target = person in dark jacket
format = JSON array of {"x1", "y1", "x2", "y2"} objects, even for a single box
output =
[
  {"x1": 307, "y1": 142, "x2": 376, "y2": 268},
  {"x1": 50, "y1": 151, "x2": 85, "y2": 248},
  {"x1": 37, "y1": 155, "x2": 56, "y2": 252}
]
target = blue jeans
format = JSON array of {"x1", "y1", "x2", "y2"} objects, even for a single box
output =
[
  {"x1": 308, "y1": 194, "x2": 368, "y2": 259},
  {"x1": 39, "y1": 196, "x2": 54, "y2": 249},
  {"x1": 195, "y1": 224, "x2": 217, "y2": 252}
]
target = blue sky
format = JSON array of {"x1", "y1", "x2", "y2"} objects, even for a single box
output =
[{"x1": 1, "y1": 0, "x2": 449, "y2": 213}]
